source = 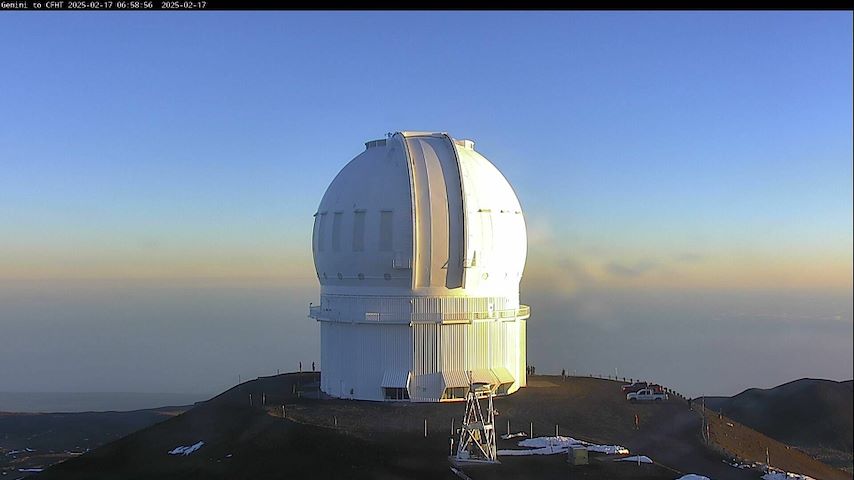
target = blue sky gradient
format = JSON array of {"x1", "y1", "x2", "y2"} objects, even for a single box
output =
[{"x1": 0, "y1": 12, "x2": 851, "y2": 397}]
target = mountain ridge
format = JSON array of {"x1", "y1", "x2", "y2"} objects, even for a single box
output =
[{"x1": 702, "y1": 378, "x2": 853, "y2": 473}]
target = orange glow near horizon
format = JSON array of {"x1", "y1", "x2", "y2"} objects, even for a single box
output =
[{"x1": 1, "y1": 243, "x2": 850, "y2": 294}]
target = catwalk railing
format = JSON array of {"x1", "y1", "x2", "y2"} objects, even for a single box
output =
[{"x1": 309, "y1": 304, "x2": 530, "y2": 324}]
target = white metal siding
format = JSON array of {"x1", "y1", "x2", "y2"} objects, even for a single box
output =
[
  {"x1": 321, "y1": 322, "x2": 411, "y2": 401},
  {"x1": 412, "y1": 322, "x2": 439, "y2": 376},
  {"x1": 321, "y1": 316, "x2": 526, "y2": 402},
  {"x1": 518, "y1": 319, "x2": 527, "y2": 388},
  {"x1": 440, "y1": 323, "x2": 467, "y2": 372}
]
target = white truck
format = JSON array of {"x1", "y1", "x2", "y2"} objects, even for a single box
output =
[{"x1": 626, "y1": 388, "x2": 668, "y2": 402}]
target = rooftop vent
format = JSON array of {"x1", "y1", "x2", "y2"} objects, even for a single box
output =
[
  {"x1": 454, "y1": 139, "x2": 475, "y2": 150},
  {"x1": 365, "y1": 139, "x2": 387, "y2": 149}
]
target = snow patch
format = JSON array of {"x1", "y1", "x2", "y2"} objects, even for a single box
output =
[
  {"x1": 168, "y1": 441, "x2": 204, "y2": 456},
  {"x1": 500, "y1": 432, "x2": 527, "y2": 440},
  {"x1": 516, "y1": 435, "x2": 576, "y2": 449},
  {"x1": 762, "y1": 471, "x2": 815, "y2": 480},
  {"x1": 724, "y1": 459, "x2": 755, "y2": 469},
  {"x1": 498, "y1": 445, "x2": 567, "y2": 456},
  {"x1": 17, "y1": 469, "x2": 43, "y2": 473},
  {"x1": 616, "y1": 455, "x2": 653, "y2": 464},
  {"x1": 498, "y1": 435, "x2": 629, "y2": 457},
  {"x1": 587, "y1": 444, "x2": 631, "y2": 455},
  {"x1": 6, "y1": 448, "x2": 34, "y2": 456},
  {"x1": 676, "y1": 475, "x2": 710, "y2": 480}
]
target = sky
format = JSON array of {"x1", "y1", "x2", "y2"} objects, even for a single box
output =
[{"x1": 0, "y1": 12, "x2": 851, "y2": 402}]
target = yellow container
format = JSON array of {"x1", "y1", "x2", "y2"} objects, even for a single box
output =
[{"x1": 568, "y1": 446, "x2": 588, "y2": 465}]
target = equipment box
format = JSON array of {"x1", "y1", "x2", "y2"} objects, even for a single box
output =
[{"x1": 568, "y1": 446, "x2": 588, "y2": 465}]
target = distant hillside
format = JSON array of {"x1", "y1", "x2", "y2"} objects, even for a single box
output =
[
  {"x1": 0, "y1": 392, "x2": 206, "y2": 413},
  {"x1": 0, "y1": 406, "x2": 188, "y2": 476},
  {"x1": 703, "y1": 378, "x2": 853, "y2": 472}
]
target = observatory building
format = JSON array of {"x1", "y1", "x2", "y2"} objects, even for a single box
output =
[{"x1": 309, "y1": 131, "x2": 529, "y2": 402}]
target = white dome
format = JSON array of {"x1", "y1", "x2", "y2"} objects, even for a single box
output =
[
  {"x1": 310, "y1": 131, "x2": 530, "y2": 402},
  {"x1": 312, "y1": 131, "x2": 527, "y2": 297}
]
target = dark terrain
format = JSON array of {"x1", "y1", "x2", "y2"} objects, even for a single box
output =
[
  {"x1": 29, "y1": 373, "x2": 851, "y2": 480},
  {"x1": 703, "y1": 379, "x2": 853, "y2": 473},
  {"x1": 0, "y1": 406, "x2": 187, "y2": 477}
]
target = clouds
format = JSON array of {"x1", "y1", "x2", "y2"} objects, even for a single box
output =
[
  {"x1": 522, "y1": 214, "x2": 850, "y2": 291},
  {"x1": 674, "y1": 252, "x2": 706, "y2": 263},
  {"x1": 603, "y1": 253, "x2": 707, "y2": 279},
  {"x1": 605, "y1": 260, "x2": 658, "y2": 278},
  {"x1": 524, "y1": 215, "x2": 689, "y2": 291},
  {"x1": 2, "y1": 277, "x2": 849, "y2": 398},
  {"x1": 522, "y1": 284, "x2": 854, "y2": 397}
]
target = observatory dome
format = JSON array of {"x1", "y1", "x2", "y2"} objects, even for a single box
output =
[
  {"x1": 312, "y1": 131, "x2": 527, "y2": 297},
  {"x1": 309, "y1": 131, "x2": 530, "y2": 402}
]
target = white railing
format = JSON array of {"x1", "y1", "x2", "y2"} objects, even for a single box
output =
[{"x1": 309, "y1": 304, "x2": 530, "y2": 324}]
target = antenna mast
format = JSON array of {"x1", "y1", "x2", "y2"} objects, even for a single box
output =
[{"x1": 452, "y1": 372, "x2": 499, "y2": 465}]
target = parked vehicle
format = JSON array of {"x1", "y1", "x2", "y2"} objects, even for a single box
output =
[
  {"x1": 627, "y1": 389, "x2": 668, "y2": 402},
  {"x1": 622, "y1": 382, "x2": 665, "y2": 394},
  {"x1": 621, "y1": 381, "x2": 649, "y2": 393}
]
